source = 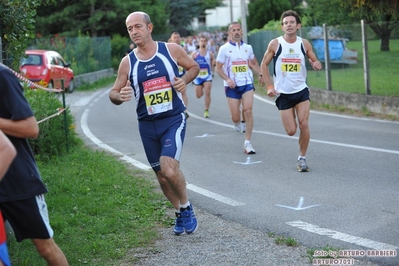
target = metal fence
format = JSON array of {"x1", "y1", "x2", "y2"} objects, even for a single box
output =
[
  {"x1": 28, "y1": 36, "x2": 112, "y2": 76},
  {"x1": 248, "y1": 21, "x2": 399, "y2": 97}
]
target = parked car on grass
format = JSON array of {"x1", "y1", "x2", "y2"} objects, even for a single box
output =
[{"x1": 20, "y1": 50, "x2": 75, "y2": 93}]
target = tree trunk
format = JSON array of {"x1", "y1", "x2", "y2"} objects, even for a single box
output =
[{"x1": 368, "y1": 19, "x2": 395, "y2": 52}]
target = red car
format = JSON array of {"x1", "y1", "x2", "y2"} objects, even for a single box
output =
[{"x1": 20, "y1": 50, "x2": 75, "y2": 93}]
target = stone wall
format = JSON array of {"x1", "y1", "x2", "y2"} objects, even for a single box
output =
[
  {"x1": 310, "y1": 88, "x2": 399, "y2": 117},
  {"x1": 74, "y1": 68, "x2": 114, "y2": 88}
]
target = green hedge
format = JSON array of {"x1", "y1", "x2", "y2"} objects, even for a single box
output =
[{"x1": 25, "y1": 88, "x2": 82, "y2": 162}]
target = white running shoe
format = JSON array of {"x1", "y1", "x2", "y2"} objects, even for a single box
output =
[
  {"x1": 241, "y1": 122, "x2": 246, "y2": 133},
  {"x1": 234, "y1": 123, "x2": 241, "y2": 132},
  {"x1": 244, "y1": 141, "x2": 256, "y2": 154}
]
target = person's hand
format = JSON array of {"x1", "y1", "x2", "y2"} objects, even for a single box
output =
[
  {"x1": 309, "y1": 59, "x2": 322, "y2": 70},
  {"x1": 119, "y1": 80, "x2": 133, "y2": 102},
  {"x1": 227, "y1": 78, "x2": 236, "y2": 89},
  {"x1": 267, "y1": 86, "x2": 277, "y2": 97},
  {"x1": 173, "y1": 76, "x2": 187, "y2": 93}
]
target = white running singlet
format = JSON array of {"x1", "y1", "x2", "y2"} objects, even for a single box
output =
[
  {"x1": 274, "y1": 36, "x2": 308, "y2": 94},
  {"x1": 216, "y1": 41, "x2": 255, "y2": 87}
]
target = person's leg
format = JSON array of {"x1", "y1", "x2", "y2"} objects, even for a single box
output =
[
  {"x1": 182, "y1": 90, "x2": 189, "y2": 118},
  {"x1": 295, "y1": 100, "x2": 310, "y2": 157},
  {"x1": 203, "y1": 81, "x2": 212, "y2": 112},
  {"x1": 279, "y1": 107, "x2": 297, "y2": 136},
  {"x1": 156, "y1": 157, "x2": 188, "y2": 209},
  {"x1": 182, "y1": 90, "x2": 188, "y2": 107},
  {"x1": 31, "y1": 238, "x2": 68, "y2": 266},
  {"x1": 195, "y1": 84, "x2": 204, "y2": 99},
  {"x1": 227, "y1": 97, "x2": 241, "y2": 125},
  {"x1": 241, "y1": 90, "x2": 254, "y2": 141}
]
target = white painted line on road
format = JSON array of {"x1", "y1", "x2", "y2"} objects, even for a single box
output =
[
  {"x1": 81, "y1": 105, "x2": 240, "y2": 204},
  {"x1": 81, "y1": 109, "x2": 151, "y2": 171},
  {"x1": 188, "y1": 113, "x2": 399, "y2": 155},
  {"x1": 233, "y1": 156, "x2": 262, "y2": 165},
  {"x1": 254, "y1": 94, "x2": 399, "y2": 124},
  {"x1": 186, "y1": 183, "x2": 246, "y2": 206},
  {"x1": 276, "y1": 197, "x2": 321, "y2": 210},
  {"x1": 287, "y1": 220, "x2": 399, "y2": 250}
]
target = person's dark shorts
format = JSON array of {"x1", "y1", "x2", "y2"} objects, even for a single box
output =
[
  {"x1": 0, "y1": 195, "x2": 54, "y2": 242},
  {"x1": 225, "y1": 84, "x2": 254, "y2": 99},
  {"x1": 275, "y1": 88, "x2": 310, "y2": 110},
  {"x1": 139, "y1": 113, "x2": 186, "y2": 171}
]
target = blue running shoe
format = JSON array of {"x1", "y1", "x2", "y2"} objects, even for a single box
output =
[
  {"x1": 173, "y1": 212, "x2": 184, "y2": 235},
  {"x1": 180, "y1": 204, "x2": 198, "y2": 234}
]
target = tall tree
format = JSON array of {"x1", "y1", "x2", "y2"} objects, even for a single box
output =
[
  {"x1": 338, "y1": 0, "x2": 399, "y2": 51},
  {"x1": 35, "y1": 0, "x2": 168, "y2": 37},
  {"x1": 304, "y1": 0, "x2": 356, "y2": 26},
  {"x1": 247, "y1": 0, "x2": 291, "y2": 31},
  {"x1": 0, "y1": 0, "x2": 54, "y2": 67}
]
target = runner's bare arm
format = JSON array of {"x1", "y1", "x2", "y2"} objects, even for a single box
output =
[
  {"x1": 109, "y1": 57, "x2": 133, "y2": 105},
  {"x1": 303, "y1": 39, "x2": 322, "y2": 70},
  {"x1": 168, "y1": 43, "x2": 199, "y2": 92},
  {"x1": 260, "y1": 39, "x2": 278, "y2": 96}
]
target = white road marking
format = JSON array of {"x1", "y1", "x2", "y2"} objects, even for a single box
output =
[
  {"x1": 276, "y1": 197, "x2": 321, "y2": 210},
  {"x1": 186, "y1": 183, "x2": 246, "y2": 206},
  {"x1": 188, "y1": 112, "x2": 399, "y2": 155},
  {"x1": 287, "y1": 220, "x2": 399, "y2": 250},
  {"x1": 254, "y1": 94, "x2": 399, "y2": 124},
  {"x1": 233, "y1": 156, "x2": 263, "y2": 165},
  {"x1": 81, "y1": 109, "x2": 151, "y2": 171}
]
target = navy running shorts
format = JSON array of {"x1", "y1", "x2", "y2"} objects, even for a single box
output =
[
  {"x1": 139, "y1": 113, "x2": 186, "y2": 171},
  {"x1": 275, "y1": 88, "x2": 310, "y2": 110},
  {"x1": 0, "y1": 195, "x2": 54, "y2": 242},
  {"x1": 225, "y1": 84, "x2": 254, "y2": 99},
  {"x1": 193, "y1": 76, "x2": 212, "y2": 86}
]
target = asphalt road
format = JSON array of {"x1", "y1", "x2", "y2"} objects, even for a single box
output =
[{"x1": 66, "y1": 74, "x2": 399, "y2": 265}]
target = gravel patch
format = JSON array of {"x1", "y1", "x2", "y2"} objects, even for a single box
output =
[{"x1": 125, "y1": 208, "x2": 379, "y2": 266}]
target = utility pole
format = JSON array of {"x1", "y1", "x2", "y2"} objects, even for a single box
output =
[{"x1": 241, "y1": 0, "x2": 247, "y2": 43}]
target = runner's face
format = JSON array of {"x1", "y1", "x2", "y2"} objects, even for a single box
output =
[
  {"x1": 199, "y1": 38, "x2": 207, "y2": 48},
  {"x1": 282, "y1": 16, "x2": 300, "y2": 34},
  {"x1": 229, "y1": 24, "x2": 242, "y2": 42},
  {"x1": 172, "y1": 34, "x2": 181, "y2": 44},
  {"x1": 126, "y1": 14, "x2": 152, "y2": 46}
]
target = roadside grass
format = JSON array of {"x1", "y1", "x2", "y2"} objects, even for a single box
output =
[
  {"x1": 7, "y1": 144, "x2": 173, "y2": 265},
  {"x1": 8, "y1": 63, "x2": 395, "y2": 264},
  {"x1": 306, "y1": 39, "x2": 399, "y2": 97},
  {"x1": 76, "y1": 75, "x2": 116, "y2": 92},
  {"x1": 306, "y1": 244, "x2": 342, "y2": 263}
]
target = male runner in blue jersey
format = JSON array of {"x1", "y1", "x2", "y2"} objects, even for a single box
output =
[
  {"x1": 191, "y1": 35, "x2": 215, "y2": 118},
  {"x1": 109, "y1": 12, "x2": 200, "y2": 235}
]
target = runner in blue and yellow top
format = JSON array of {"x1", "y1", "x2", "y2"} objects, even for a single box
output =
[
  {"x1": 169, "y1": 32, "x2": 189, "y2": 119},
  {"x1": 109, "y1": 12, "x2": 200, "y2": 236},
  {"x1": 191, "y1": 36, "x2": 215, "y2": 118}
]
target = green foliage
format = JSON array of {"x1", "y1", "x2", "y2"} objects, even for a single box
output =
[
  {"x1": 168, "y1": 0, "x2": 202, "y2": 31},
  {"x1": 0, "y1": 0, "x2": 54, "y2": 68},
  {"x1": 307, "y1": 39, "x2": 399, "y2": 96},
  {"x1": 31, "y1": 33, "x2": 112, "y2": 75},
  {"x1": 110, "y1": 34, "x2": 131, "y2": 69},
  {"x1": 24, "y1": 88, "x2": 81, "y2": 162},
  {"x1": 35, "y1": 0, "x2": 169, "y2": 37},
  {"x1": 247, "y1": 0, "x2": 291, "y2": 31},
  {"x1": 7, "y1": 146, "x2": 169, "y2": 265},
  {"x1": 303, "y1": 0, "x2": 356, "y2": 26}
]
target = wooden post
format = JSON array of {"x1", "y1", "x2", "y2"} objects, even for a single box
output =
[
  {"x1": 361, "y1": 20, "x2": 371, "y2": 95},
  {"x1": 323, "y1": 24, "x2": 332, "y2": 91}
]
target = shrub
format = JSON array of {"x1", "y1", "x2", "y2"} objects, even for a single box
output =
[{"x1": 25, "y1": 88, "x2": 82, "y2": 162}]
